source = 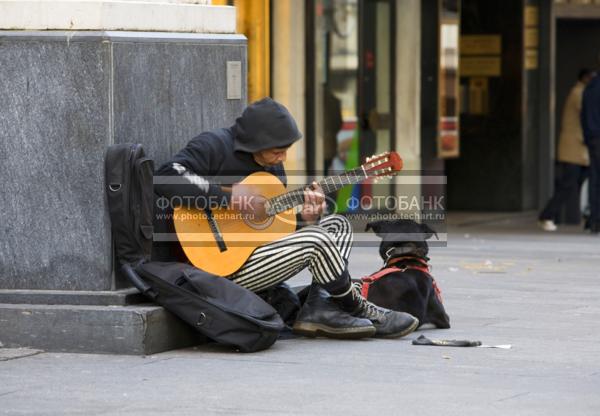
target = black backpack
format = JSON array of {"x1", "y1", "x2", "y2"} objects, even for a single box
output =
[
  {"x1": 105, "y1": 143, "x2": 154, "y2": 266},
  {"x1": 123, "y1": 262, "x2": 284, "y2": 353}
]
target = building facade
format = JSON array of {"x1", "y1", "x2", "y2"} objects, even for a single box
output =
[{"x1": 224, "y1": 0, "x2": 600, "y2": 214}]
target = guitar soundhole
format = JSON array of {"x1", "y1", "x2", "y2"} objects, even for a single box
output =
[{"x1": 243, "y1": 215, "x2": 275, "y2": 230}]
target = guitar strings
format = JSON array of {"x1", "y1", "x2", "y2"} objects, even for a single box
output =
[{"x1": 268, "y1": 167, "x2": 368, "y2": 215}]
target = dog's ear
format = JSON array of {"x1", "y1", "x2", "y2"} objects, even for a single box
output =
[
  {"x1": 420, "y1": 223, "x2": 438, "y2": 240},
  {"x1": 365, "y1": 220, "x2": 385, "y2": 235}
]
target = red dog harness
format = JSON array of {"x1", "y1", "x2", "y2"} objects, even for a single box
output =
[{"x1": 360, "y1": 257, "x2": 443, "y2": 303}]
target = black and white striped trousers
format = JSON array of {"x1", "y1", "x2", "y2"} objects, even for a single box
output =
[{"x1": 228, "y1": 215, "x2": 353, "y2": 293}]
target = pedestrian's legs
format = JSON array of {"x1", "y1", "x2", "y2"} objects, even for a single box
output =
[
  {"x1": 587, "y1": 140, "x2": 600, "y2": 231},
  {"x1": 564, "y1": 165, "x2": 589, "y2": 224},
  {"x1": 539, "y1": 162, "x2": 582, "y2": 221}
]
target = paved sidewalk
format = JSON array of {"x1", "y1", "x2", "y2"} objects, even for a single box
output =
[{"x1": 1, "y1": 212, "x2": 599, "y2": 415}]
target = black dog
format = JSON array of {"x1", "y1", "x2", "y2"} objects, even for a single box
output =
[{"x1": 361, "y1": 219, "x2": 450, "y2": 329}]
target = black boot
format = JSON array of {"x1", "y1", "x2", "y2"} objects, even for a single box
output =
[
  {"x1": 334, "y1": 285, "x2": 419, "y2": 338},
  {"x1": 293, "y1": 284, "x2": 376, "y2": 339}
]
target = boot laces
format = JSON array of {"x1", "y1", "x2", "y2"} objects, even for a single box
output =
[{"x1": 352, "y1": 286, "x2": 388, "y2": 322}]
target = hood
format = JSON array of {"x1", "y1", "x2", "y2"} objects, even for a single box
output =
[{"x1": 233, "y1": 97, "x2": 302, "y2": 153}]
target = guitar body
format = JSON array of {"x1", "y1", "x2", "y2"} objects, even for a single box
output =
[
  {"x1": 173, "y1": 171, "x2": 297, "y2": 276},
  {"x1": 173, "y1": 151, "x2": 403, "y2": 277}
]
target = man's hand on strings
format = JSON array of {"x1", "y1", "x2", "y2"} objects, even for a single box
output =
[{"x1": 300, "y1": 181, "x2": 326, "y2": 224}]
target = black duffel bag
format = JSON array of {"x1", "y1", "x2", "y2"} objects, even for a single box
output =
[{"x1": 123, "y1": 261, "x2": 284, "y2": 353}]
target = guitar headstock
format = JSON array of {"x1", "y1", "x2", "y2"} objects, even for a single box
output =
[{"x1": 362, "y1": 151, "x2": 403, "y2": 180}]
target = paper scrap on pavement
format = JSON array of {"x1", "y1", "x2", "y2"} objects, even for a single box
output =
[{"x1": 478, "y1": 344, "x2": 512, "y2": 349}]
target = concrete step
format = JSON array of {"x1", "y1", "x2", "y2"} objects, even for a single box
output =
[{"x1": 0, "y1": 302, "x2": 205, "y2": 355}]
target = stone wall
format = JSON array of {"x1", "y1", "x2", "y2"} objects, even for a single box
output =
[{"x1": 0, "y1": 31, "x2": 247, "y2": 291}]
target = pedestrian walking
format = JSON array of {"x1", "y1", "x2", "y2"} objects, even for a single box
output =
[{"x1": 539, "y1": 69, "x2": 594, "y2": 231}]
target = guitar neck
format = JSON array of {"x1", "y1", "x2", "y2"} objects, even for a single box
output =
[{"x1": 267, "y1": 166, "x2": 367, "y2": 215}]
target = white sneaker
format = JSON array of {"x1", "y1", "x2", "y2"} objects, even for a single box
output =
[{"x1": 538, "y1": 220, "x2": 557, "y2": 232}]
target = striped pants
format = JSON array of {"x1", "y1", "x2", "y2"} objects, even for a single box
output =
[{"x1": 228, "y1": 215, "x2": 353, "y2": 293}]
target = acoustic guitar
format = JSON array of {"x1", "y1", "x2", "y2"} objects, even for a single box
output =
[{"x1": 173, "y1": 151, "x2": 403, "y2": 276}]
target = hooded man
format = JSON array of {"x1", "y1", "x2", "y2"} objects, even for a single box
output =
[{"x1": 154, "y1": 98, "x2": 418, "y2": 339}]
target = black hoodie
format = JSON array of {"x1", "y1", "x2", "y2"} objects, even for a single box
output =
[
  {"x1": 233, "y1": 97, "x2": 302, "y2": 152},
  {"x1": 155, "y1": 97, "x2": 302, "y2": 206}
]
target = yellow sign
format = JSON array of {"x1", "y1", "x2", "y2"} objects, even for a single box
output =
[
  {"x1": 525, "y1": 6, "x2": 538, "y2": 27},
  {"x1": 525, "y1": 28, "x2": 539, "y2": 48},
  {"x1": 460, "y1": 56, "x2": 501, "y2": 77},
  {"x1": 525, "y1": 49, "x2": 538, "y2": 70},
  {"x1": 460, "y1": 35, "x2": 501, "y2": 55}
]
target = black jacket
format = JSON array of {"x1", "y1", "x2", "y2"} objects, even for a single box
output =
[
  {"x1": 152, "y1": 98, "x2": 303, "y2": 262},
  {"x1": 582, "y1": 76, "x2": 600, "y2": 143}
]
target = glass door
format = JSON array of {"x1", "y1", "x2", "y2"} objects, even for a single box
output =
[{"x1": 309, "y1": 0, "x2": 395, "y2": 213}]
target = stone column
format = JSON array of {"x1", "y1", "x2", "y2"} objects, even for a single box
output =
[{"x1": 0, "y1": 0, "x2": 247, "y2": 354}]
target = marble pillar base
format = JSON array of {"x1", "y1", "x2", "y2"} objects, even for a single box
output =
[{"x1": 0, "y1": 31, "x2": 246, "y2": 354}]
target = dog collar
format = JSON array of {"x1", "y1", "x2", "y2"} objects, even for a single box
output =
[{"x1": 384, "y1": 246, "x2": 428, "y2": 262}]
